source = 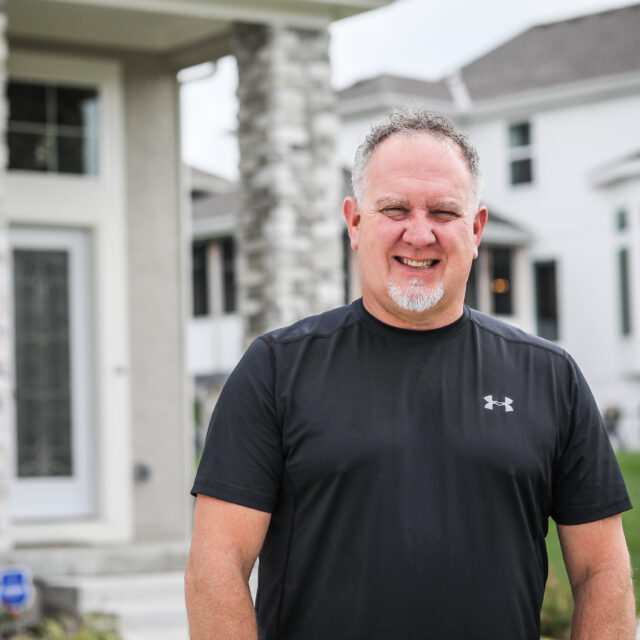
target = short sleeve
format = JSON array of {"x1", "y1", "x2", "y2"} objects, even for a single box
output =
[
  {"x1": 191, "y1": 337, "x2": 283, "y2": 513},
  {"x1": 551, "y1": 355, "x2": 632, "y2": 525}
]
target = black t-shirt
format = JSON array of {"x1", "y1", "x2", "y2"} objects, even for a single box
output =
[{"x1": 192, "y1": 300, "x2": 632, "y2": 640}]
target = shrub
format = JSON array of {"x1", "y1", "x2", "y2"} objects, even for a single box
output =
[
  {"x1": 540, "y1": 565, "x2": 572, "y2": 639},
  {"x1": 1, "y1": 611, "x2": 121, "y2": 640}
]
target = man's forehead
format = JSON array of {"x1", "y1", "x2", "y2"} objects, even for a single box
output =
[{"x1": 360, "y1": 132, "x2": 474, "y2": 202}]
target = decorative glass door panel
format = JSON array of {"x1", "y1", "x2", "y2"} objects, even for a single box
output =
[{"x1": 9, "y1": 228, "x2": 94, "y2": 521}]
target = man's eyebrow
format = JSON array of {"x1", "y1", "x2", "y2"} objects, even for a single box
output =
[
  {"x1": 373, "y1": 197, "x2": 411, "y2": 208},
  {"x1": 373, "y1": 197, "x2": 466, "y2": 211},
  {"x1": 429, "y1": 199, "x2": 465, "y2": 210}
]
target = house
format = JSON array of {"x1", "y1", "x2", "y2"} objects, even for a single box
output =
[
  {"x1": 189, "y1": 4, "x2": 640, "y2": 451},
  {"x1": 0, "y1": 1, "x2": 390, "y2": 636},
  {"x1": 337, "y1": 3, "x2": 640, "y2": 447}
]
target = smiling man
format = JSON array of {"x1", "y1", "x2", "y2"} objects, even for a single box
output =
[
  {"x1": 343, "y1": 123, "x2": 486, "y2": 329},
  {"x1": 186, "y1": 108, "x2": 635, "y2": 640}
]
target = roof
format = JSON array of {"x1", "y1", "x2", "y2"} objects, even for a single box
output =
[
  {"x1": 461, "y1": 4, "x2": 640, "y2": 100},
  {"x1": 339, "y1": 74, "x2": 452, "y2": 104},
  {"x1": 339, "y1": 4, "x2": 640, "y2": 107},
  {"x1": 188, "y1": 165, "x2": 236, "y2": 198},
  {"x1": 482, "y1": 209, "x2": 530, "y2": 246},
  {"x1": 590, "y1": 148, "x2": 640, "y2": 188}
]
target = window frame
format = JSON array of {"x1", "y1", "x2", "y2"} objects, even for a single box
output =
[
  {"x1": 7, "y1": 80, "x2": 100, "y2": 176},
  {"x1": 534, "y1": 260, "x2": 560, "y2": 341},
  {"x1": 507, "y1": 120, "x2": 534, "y2": 187}
]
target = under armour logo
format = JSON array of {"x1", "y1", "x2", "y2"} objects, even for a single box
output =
[{"x1": 484, "y1": 395, "x2": 514, "y2": 412}]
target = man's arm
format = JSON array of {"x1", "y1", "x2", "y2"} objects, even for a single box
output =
[
  {"x1": 557, "y1": 513, "x2": 636, "y2": 640},
  {"x1": 185, "y1": 494, "x2": 271, "y2": 640}
]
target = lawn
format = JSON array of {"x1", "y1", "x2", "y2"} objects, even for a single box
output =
[{"x1": 542, "y1": 451, "x2": 640, "y2": 637}]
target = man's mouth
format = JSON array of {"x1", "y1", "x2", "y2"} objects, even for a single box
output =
[{"x1": 396, "y1": 257, "x2": 438, "y2": 269}]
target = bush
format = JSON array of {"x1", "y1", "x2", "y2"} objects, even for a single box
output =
[
  {"x1": 1, "y1": 611, "x2": 121, "y2": 640},
  {"x1": 540, "y1": 565, "x2": 572, "y2": 639}
]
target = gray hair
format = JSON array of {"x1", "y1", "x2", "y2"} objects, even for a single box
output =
[{"x1": 351, "y1": 106, "x2": 483, "y2": 204}]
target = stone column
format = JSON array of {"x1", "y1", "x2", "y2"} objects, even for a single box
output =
[
  {"x1": 0, "y1": 0, "x2": 11, "y2": 554},
  {"x1": 232, "y1": 23, "x2": 343, "y2": 341}
]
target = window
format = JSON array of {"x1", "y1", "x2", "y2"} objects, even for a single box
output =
[
  {"x1": 192, "y1": 238, "x2": 236, "y2": 316},
  {"x1": 192, "y1": 242, "x2": 208, "y2": 316},
  {"x1": 221, "y1": 237, "x2": 236, "y2": 314},
  {"x1": 7, "y1": 81, "x2": 99, "y2": 175},
  {"x1": 342, "y1": 230, "x2": 351, "y2": 304},
  {"x1": 465, "y1": 259, "x2": 477, "y2": 309},
  {"x1": 618, "y1": 248, "x2": 632, "y2": 336},
  {"x1": 490, "y1": 248, "x2": 513, "y2": 315},
  {"x1": 13, "y1": 249, "x2": 72, "y2": 477},
  {"x1": 508, "y1": 121, "x2": 533, "y2": 186},
  {"x1": 534, "y1": 261, "x2": 559, "y2": 341},
  {"x1": 615, "y1": 209, "x2": 628, "y2": 232}
]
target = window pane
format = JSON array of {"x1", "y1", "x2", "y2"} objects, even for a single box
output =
[
  {"x1": 615, "y1": 209, "x2": 628, "y2": 232},
  {"x1": 13, "y1": 249, "x2": 73, "y2": 478},
  {"x1": 534, "y1": 261, "x2": 559, "y2": 341},
  {"x1": 619, "y1": 248, "x2": 632, "y2": 336},
  {"x1": 8, "y1": 82, "x2": 47, "y2": 124},
  {"x1": 222, "y1": 237, "x2": 237, "y2": 314},
  {"x1": 56, "y1": 87, "x2": 99, "y2": 128},
  {"x1": 57, "y1": 135, "x2": 98, "y2": 175},
  {"x1": 7, "y1": 80, "x2": 99, "y2": 176},
  {"x1": 510, "y1": 159, "x2": 533, "y2": 185},
  {"x1": 342, "y1": 230, "x2": 351, "y2": 305},
  {"x1": 8, "y1": 131, "x2": 50, "y2": 171},
  {"x1": 465, "y1": 259, "x2": 477, "y2": 309},
  {"x1": 509, "y1": 122, "x2": 530, "y2": 148},
  {"x1": 192, "y1": 242, "x2": 208, "y2": 317},
  {"x1": 491, "y1": 247, "x2": 513, "y2": 315}
]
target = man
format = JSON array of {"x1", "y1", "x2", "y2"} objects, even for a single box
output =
[{"x1": 185, "y1": 108, "x2": 635, "y2": 639}]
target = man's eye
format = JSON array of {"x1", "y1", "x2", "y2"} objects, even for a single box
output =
[
  {"x1": 382, "y1": 207, "x2": 408, "y2": 219},
  {"x1": 433, "y1": 210, "x2": 459, "y2": 219}
]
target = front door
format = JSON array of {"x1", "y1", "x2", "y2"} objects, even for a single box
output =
[{"x1": 9, "y1": 227, "x2": 94, "y2": 521}]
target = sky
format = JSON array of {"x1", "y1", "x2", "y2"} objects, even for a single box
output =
[{"x1": 179, "y1": 0, "x2": 639, "y2": 180}]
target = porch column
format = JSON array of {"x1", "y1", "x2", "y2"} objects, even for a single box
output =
[
  {"x1": 0, "y1": 0, "x2": 10, "y2": 554},
  {"x1": 232, "y1": 23, "x2": 343, "y2": 340}
]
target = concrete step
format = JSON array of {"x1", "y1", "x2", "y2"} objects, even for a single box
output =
[
  {"x1": 45, "y1": 572, "x2": 186, "y2": 608},
  {"x1": 12, "y1": 542, "x2": 189, "y2": 577},
  {"x1": 40, "y1": 571, "x2": 188, "y2": 639},
  {"x1": 39, "y1": 563, "x2": 259, "y2": 640}
]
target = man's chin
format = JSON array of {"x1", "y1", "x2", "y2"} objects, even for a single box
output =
[{"x1": 387, "y1": 280, "x2": 445, "y2": 313}]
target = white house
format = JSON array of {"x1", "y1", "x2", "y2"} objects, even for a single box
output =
[
  {"x1": 189, "y1": 4, "x2": 640, "y2": 450},
  {"x1": 337, "y1": 3, "x2": 640, "y2": 446},
  {"x1": 0, "y1": 1, "x2": 389, "y2": 637}
]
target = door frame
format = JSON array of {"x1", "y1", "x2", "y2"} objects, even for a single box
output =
[{"x1": 9, "y1": 226, "x2": 95, "y2": 521}]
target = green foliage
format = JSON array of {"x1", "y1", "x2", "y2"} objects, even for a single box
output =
[
  {"x1": 541, "y1": 450, "x2": 640, "y2": 639},
  {"x1": 617, "y1": 451, "x2": 640, "y2": 605},
  {"x1": 540, "y1": 565, "x2": 572, "y2": 639},
  {"x1": 1, "y1": 612, "x2": 120, "y2": 640}
]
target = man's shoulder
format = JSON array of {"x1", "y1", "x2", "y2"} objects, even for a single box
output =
[
  {"x1": 261, "y1": 303, "x2": 360, "y2": 346},
  {"x1": 467, "y1": 307, "x2": 567, "y2": 360}
]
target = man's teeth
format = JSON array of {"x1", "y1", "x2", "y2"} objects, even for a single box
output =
[{"x1": 399, "y1": 257, "x2": 436, "y2": 268}]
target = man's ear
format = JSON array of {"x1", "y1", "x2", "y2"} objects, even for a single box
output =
[
  {"x1": 343, "y1": 197, "x2": 361, "y2": 250},
  {"x1": 472, "y1": 205, "x2": 488, "y2": 259}
]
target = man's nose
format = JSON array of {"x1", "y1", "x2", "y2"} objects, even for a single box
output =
[{"x1": 402, "y1": 213, "x2": 436, "y2": 246}]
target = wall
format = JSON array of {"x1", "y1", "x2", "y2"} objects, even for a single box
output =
[
  {"x1": 468, "y1": 91, "x2": 640, "y2": 446},
  {"x1": 124, "y1": 54, "x2": 191, "y2": 541}
]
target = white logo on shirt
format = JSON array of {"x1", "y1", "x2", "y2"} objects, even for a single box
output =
[{"x1": 484, "y1": 395, "x2": 514, "y2": 412}]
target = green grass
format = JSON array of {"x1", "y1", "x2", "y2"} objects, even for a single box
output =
[{"x1": 544, "y1": 451, "x2": 640, "y2": 629}]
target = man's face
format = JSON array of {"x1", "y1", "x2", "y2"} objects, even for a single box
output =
[{"x1": 343, "y1": 132, "x2": 487, "y2": 330}]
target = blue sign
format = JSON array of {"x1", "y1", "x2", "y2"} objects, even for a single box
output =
[{"x1": 0, "y1": 568, "x2": 32, "y2": 610}]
